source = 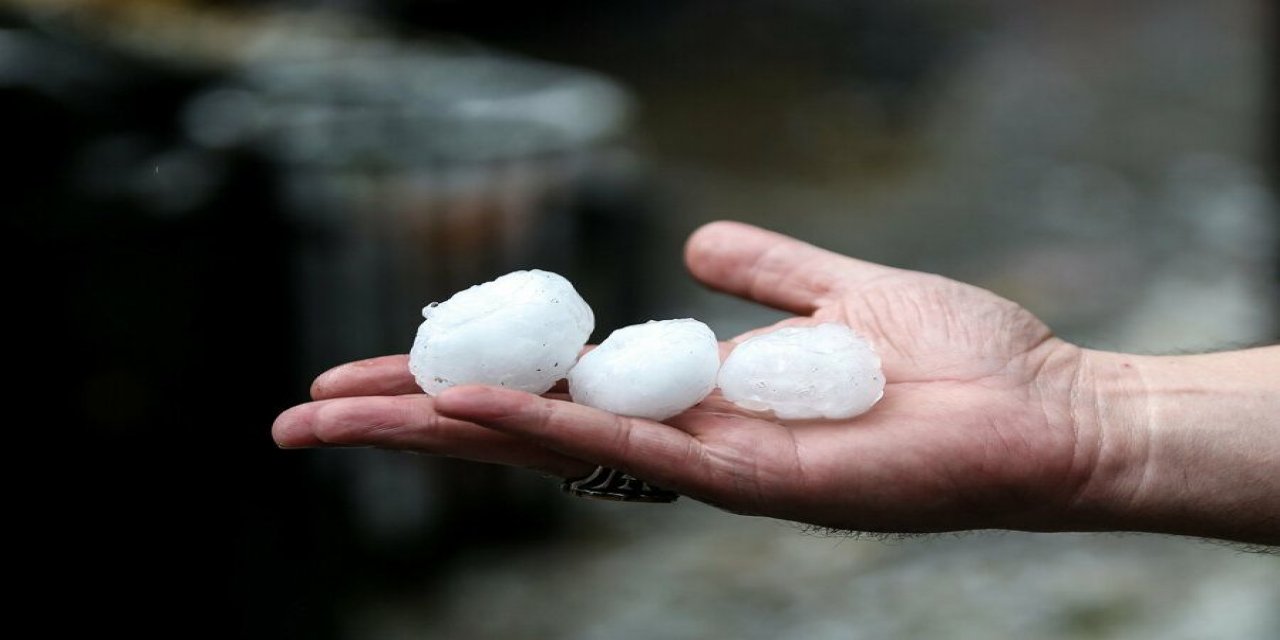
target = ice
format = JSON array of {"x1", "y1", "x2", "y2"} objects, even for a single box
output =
[
  {"x1": 568, "y1": 319, "x2": 720, "y2": 421},
  {"x1": 717, "y1": 323, "x2": 884, "y2": 420},
  {"x1": 408, "y1": 269, "x2": 594, "y2": 395}
]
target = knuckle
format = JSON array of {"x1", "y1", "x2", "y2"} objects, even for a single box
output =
[
  {"x1": 311, "y1": 402, "x2": 361, "y2": 444},
  {"x1": 609, "y1": 417, "x2": 636, "y2": 461},
  {"x1": 313, "y1": 401, "x2": 406, "y2": 445},
  {"x1": 529, "y1": 400, "x2": 559, "y2": 434}
]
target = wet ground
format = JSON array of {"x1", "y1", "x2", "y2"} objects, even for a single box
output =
[{"x1": 366, "y1": 503, "x2": 1278, "y2": 640}]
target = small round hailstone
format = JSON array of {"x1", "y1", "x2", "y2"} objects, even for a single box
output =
[
  {"x1": 408, "y1": 269, "x2": 594, "y2": 395},
  {"x1": 717, "y1": 323, "x2": 884, "y2": 420},
  {"x1": 569, "y1": 319, "x2": 720, "y2": 421}
]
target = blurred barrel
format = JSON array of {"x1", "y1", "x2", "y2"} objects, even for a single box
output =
[{"x1": 183, "y1": 39, "x2": 645, "y2": 565}]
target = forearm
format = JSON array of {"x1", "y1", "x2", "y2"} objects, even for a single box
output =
[{"x1": 1074, "y1": 346, "x2": 1280, "y2": 545}]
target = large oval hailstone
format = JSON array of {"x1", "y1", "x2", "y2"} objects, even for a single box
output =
[
  {"x1": 717, "y1": 323, "x2": 884, "y2": 420},
  {"x1": 569, "y1": 319, "x2": 720, "y2": 421},
  {"x1": 408, "y1": 270, "x2": 594, "y2": 395}
]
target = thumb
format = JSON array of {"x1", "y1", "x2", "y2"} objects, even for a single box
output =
[{"x1": 684, "y1": 221, "x2": 899, "y2": 314}]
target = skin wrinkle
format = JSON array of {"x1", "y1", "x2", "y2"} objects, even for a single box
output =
[
  {"x1": 1018, "y1": 339, "x2": 1061, "y2": 385},
  {"x1": 363, "y1": 401, "x2": 428, "y2": 445},
  {"x1": 314, "y1": 403, "x2": 403, "y2": 447},
  {"x1": 519, "y1": 399, "x2": 600, "y2": 464},
  {"x1": 972, "y1": 414, "x2": 1013, "y2": 488},
  {"x1": 748, "y1": 243, "x2": 816, "y2": 313},
  {"x1": 782, "y1": 254, "x2": 839, "y2": 308},
  {"x1": 705, "y1": 442, "x2": 768, "y2": 516},
  {"x1": 1064, "y1": 353, "x2": 1146, "y2": 527},
  {"x1": 310, "y1": 400, "x2": 358, "y2": 444},
  {"x1": 982, "y1": 415, "x2": 1036, "y2": 510},
  {"x1": 679, "y1": 438, "x2": 711, "y2": 493},
  {"x1": 1061, "y1": 355, "x2": 1092, "y2": 512},
  {"x1": 1031, "y1": 360, "x2": 1078, "y2": 504},
  {"x1": 918, "y1": 286, "x2": 953, "y2": 343},
  {"x1": 1007, "y1": 344, "x2": 1085, "y2": 509},
  {"x1": 522, "y1": 397, "x2": 560, "y2": 439},
  {"x1": 853, "y1": 289, "x2": 914, "y2": 370},
  {"x1": 606, "y1": 415, "x2": 638, "y2": 466},
  {"x1": 789, "y1": 432, "x2": 813, "y2": 506},
  {"x1": 1123, "y1": 359, "x2": 1156, "y2": 520}
]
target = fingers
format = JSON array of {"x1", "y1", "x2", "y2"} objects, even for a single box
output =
[
  {"x1": 273, "y1": 395, "x2": 594, "y2": 478},
  {"x1": 311, "y1": 348, "x2": 599, "y2": 400},
  {"x1": 684, "y1": 220, "x2": 900, "y2": 314},
  {"x1": 434, "y1": 385, "x2": 714, "y2": 494},
  {"x1": 311, "y1": 355, "x2": 420, "y2": 400}
]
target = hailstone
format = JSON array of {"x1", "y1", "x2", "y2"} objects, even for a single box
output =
[
  {"x1": 717, "y1": 323, "x2": 884, "y2": 420},
  {"x1": 569, "y1": 319, "x2": 720, "y2": 421},
  {"x1": 408, "y1": 269, "x2": 594, "y2": 395}
]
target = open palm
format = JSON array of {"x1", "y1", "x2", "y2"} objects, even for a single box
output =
[{"x1": 274, "y1": 221, "x2": 1096, "y2": 534}]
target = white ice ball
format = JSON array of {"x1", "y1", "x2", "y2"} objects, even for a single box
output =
[
  {"x1": 717, "y1": 323, "x2": 884, "y2": 420},
  {"x1": 408, "y1": 269, "x2": 594, "y2": 395},
  {"x1": 568, "y1": 319, "x2": 720, "y2": 421}
]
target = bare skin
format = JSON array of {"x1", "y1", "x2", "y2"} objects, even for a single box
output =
[{"x1": 273, "y1": 221, "x2": 1280, "y2": 545}]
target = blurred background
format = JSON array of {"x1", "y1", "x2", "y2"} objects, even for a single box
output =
[{"x1": 6, "y1": 0, "x2": 1276, "y2": 637}]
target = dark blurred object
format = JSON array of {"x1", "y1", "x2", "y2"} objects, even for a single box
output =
[
  {"x1": 198, "y1": 24, "x2": 647, "y2": 609},
  {"x1": 3, "y1": 3, "x2": 649, "y2": 637},
  {"x1": 3, "y1": 27, "x2": 302, "y2": 640},
  {"x1": 390, "y1": 0, "x2": 960, "y2": 181}
]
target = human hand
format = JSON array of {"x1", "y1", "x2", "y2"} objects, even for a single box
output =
[{"x1": 273, "y1": 221, "x2": 1279, "y2": 543}]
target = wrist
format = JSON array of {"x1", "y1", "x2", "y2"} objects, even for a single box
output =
[{"x1": 1069, "y1": 347, "x2": 1280, "y2": 545}]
